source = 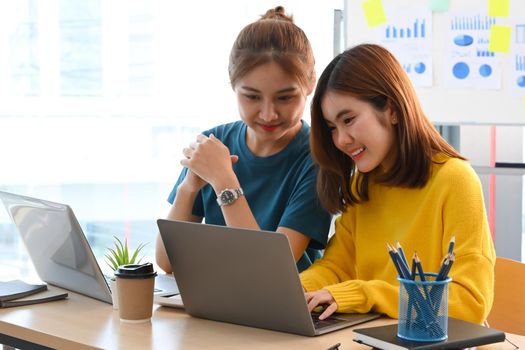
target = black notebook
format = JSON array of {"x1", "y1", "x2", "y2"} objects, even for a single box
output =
[
  {"x1": 353, "y1": 317, "x2": 505, "y2": 350},
  {"x1": 0, "y1": 287, "x2": 68, "y2": 308},
  {"x1": 0, "y1": 280, "x2": 47, "y2": 302}
]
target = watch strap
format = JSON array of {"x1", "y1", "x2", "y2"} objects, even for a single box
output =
[{"x1": 216, "y1": 187, "x2": 244, "y2": 207}]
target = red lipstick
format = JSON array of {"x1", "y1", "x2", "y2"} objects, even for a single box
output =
[{"x1": 260, "y1": 124, "x2": 279, "y2": 132}]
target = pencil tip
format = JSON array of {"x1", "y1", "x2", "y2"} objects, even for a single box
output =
[{"x1": 451, "y1": 236, "x2": 456, "y2": 242}]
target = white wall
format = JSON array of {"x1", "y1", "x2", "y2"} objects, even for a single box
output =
[{"x1": 344, "y1": 0, "x2": 525, "y2": 124}]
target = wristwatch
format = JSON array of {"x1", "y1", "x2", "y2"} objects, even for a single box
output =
[{"x1": 216, "y1": 188, "x2": 244, "y2": 207}]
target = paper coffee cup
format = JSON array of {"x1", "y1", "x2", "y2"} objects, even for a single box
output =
[{"x1": 115, "y1": 263, "x2": 157, "y2": 323}]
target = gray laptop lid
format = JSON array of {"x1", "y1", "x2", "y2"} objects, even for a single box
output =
[
  {"x1": 158, "y1": 219, "x2": 380, "y2": 336},
  {"x1": 0, "y1": 191, "x2": 178, "y2": 304},
  {"x1": 0, "y1": 191, "x2": 113, "y2": 303}
]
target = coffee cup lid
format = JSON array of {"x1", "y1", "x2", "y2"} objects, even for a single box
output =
[{"x1": 114, "y1": 262, "x2": 157, "y2": 279}]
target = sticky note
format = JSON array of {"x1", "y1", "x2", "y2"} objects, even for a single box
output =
[
  {"x1": 488, "y1": 0, "x2": 509, "y2": 17},
  {"x1": 429, "y1": 0, "x2": 449, "y2": 12},
  {"x1": 488, "y1": 25, "x2": 511, "y2": 53},
  {"x1": 362, "y1": 0, "x2": 387, "y2": 28}
]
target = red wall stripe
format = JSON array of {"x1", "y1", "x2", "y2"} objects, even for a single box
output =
[{"x1": 488, "y1": 125, "x2": 496, "y2": 241}]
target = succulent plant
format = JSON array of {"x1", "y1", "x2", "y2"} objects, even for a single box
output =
[{"x1": 105, "y1": 236, "x2": 147, "y2": 272}]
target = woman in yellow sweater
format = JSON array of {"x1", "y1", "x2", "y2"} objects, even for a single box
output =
[{"x1": 301, "y1": 43, "x2": 495, "y2": 324}]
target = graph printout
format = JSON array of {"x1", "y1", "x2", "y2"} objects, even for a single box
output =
[
  {"x1": 445, "y1": 13, "x2": 502, "y2": 89},
  {"x1": 510, "y1": 20, "x2": 525, "y2": 96},
  {"x1": 378, "y1": 7, "x2": 433, "y2": 87}
]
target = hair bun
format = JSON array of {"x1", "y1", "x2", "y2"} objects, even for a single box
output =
[{"x1": 261, "y1": 6, "x2": 293, "y2": 22}]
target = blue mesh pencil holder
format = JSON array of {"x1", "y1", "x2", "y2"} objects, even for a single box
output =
[{"x1": 397, "y1": 273, "x2": 452, "y2": 342}]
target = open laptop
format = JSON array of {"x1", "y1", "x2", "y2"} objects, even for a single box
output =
[
  {"x1": 0, "y1": 190, "x2": 178, "y2": 304},
  {"x1": 157, "y1": 219, "x2": 380, "y2": 336}
]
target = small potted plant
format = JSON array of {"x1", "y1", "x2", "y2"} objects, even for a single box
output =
[{"x1": 105, "y1": 236, "x2": 147, "y2": 309}]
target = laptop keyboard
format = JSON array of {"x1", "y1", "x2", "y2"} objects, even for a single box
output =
[{"x1": 311, "y1": 312, "x2": 348, "y2": 329}]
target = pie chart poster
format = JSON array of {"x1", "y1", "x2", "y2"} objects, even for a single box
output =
[
  {"x1": 510, "y1": 19, "x2": 525, "y2": 97},
  {"x1": 445, "y1": 13, "x2": 501, "y2": 89}
]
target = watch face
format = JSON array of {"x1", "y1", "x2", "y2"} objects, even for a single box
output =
[{"x1": 220, "y1": 190, "x2": 235, "y2": 204}]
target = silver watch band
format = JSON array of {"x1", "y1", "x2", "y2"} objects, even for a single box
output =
[{"x1": 216, "y1": 188, "x2": 244, "y2": 207}]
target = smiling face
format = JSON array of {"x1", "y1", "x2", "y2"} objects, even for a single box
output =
[
  {"x1": 234, "y1": 61, "x2": 312, "y2": 156},
  {"x1": 321, "y1": 90, "x2": 398, "y2": 173}
]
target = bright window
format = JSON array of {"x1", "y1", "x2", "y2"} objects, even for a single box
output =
[{"x1": 0, "y1": 0, "x2": 343, "y2": 278}]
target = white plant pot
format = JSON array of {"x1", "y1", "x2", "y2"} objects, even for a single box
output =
[{"x1": 110, "y1": 278, "x2": 119, "y2": 310}]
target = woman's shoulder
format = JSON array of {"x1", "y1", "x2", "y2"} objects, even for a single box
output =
[
  {"x1": 293, "y1": 120, "x2": 312, "y2": 148},
  {"x1": 203, "y1": 120, "x2": 243, "y2": 135},
  {"x1": 431, "y1": 154, "x2": 478, "y2": 185}
]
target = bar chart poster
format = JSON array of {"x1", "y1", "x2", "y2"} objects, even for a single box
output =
[
  {"x1": 510, "y1": 20, "x2": 525, "y2": 96},
  {"x1": 378, "y1": 7, "x2": 433, "y2": 87},
  {"x1": 445, "y1": 13, "x2": 501, "y2": 89}
]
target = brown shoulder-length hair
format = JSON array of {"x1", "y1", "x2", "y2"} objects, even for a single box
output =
[
  {"x1": 311, "y1": 44, "x2": 464, "y2": 214},
  {"x1": 228, "y1": 6, "x2": 315, "y2": 92}
]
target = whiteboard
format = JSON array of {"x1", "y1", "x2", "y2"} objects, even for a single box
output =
[{"x1": 344, "y1": 0, "x2": 525, "y2": 125}]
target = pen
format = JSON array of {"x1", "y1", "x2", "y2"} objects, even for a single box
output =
[
  {"x1": 386, "y1": 243, "x2": 404, "y2": 278},
  {"x1": 326, "y1": 342, "x2": 341, "y2": 350},
  {"x1": 447, "y1": 236, "x2": 456, "y2": 255},
  {"x1": 405, "y1": 252, "x2": 418, "y2": 331},
  {"x1": 415, "y1": 253, "x2": 432, "y2": 303},
  {"x1": 442, "y1": 253, "x2": 455, "y2": 279},
  {"x1": 410, "y1": 252, "x2": 417, "y2": 280},
  {"x1": 387, "y1": 243, "x2": 411, "y2": 279},
  {"x1": 396, "y1": 241, "x2": 410, "y2": 275},
  {"x1": 433, "y1": 253, "x2": 455, "y2": 314},
  {"x1": 414, "y1": 253, "x2": 426, "y2": 282},
  {"x1": 436, "y1": 254, "x2": 450, "y2": 281},
  {"x1": 412, "y1": 254, "x2": 441, "y2": 334},
  {"x1": 392, "y1": 246, "x2": 411, "y2": 279}
]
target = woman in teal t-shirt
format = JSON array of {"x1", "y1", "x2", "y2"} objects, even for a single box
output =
[{"x1": 155, "y1": 7, "x2": 331, "y2": 273}]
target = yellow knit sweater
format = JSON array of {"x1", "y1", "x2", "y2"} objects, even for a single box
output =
[{"x1": 300, "y1": 155, "x2": 495, "y2": 324}]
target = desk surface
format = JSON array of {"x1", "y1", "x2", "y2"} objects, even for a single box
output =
[{"x1": 0, "y1": 290, "x2": 523, "y2": 350}]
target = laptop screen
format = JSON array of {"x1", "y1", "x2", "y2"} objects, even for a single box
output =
[
  {"x1": 0, "y1": 191, "x2": 113, "y2": 303},
  {"x1": 158, "y1": 219, "x2": 380, "y2": 336}
]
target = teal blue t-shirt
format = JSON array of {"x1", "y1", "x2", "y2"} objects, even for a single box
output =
[{"x1": 168, "y1": 120, "x2": 331, "y2": 271}]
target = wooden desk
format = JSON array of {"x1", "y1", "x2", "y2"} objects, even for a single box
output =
[{"x1": 0, "y1": 291, "x2": 523, "y2": 350}]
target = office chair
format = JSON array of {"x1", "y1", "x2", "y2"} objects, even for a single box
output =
[{"x1": 486, "y1": 256, "x2": 525, "y2": 336}]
